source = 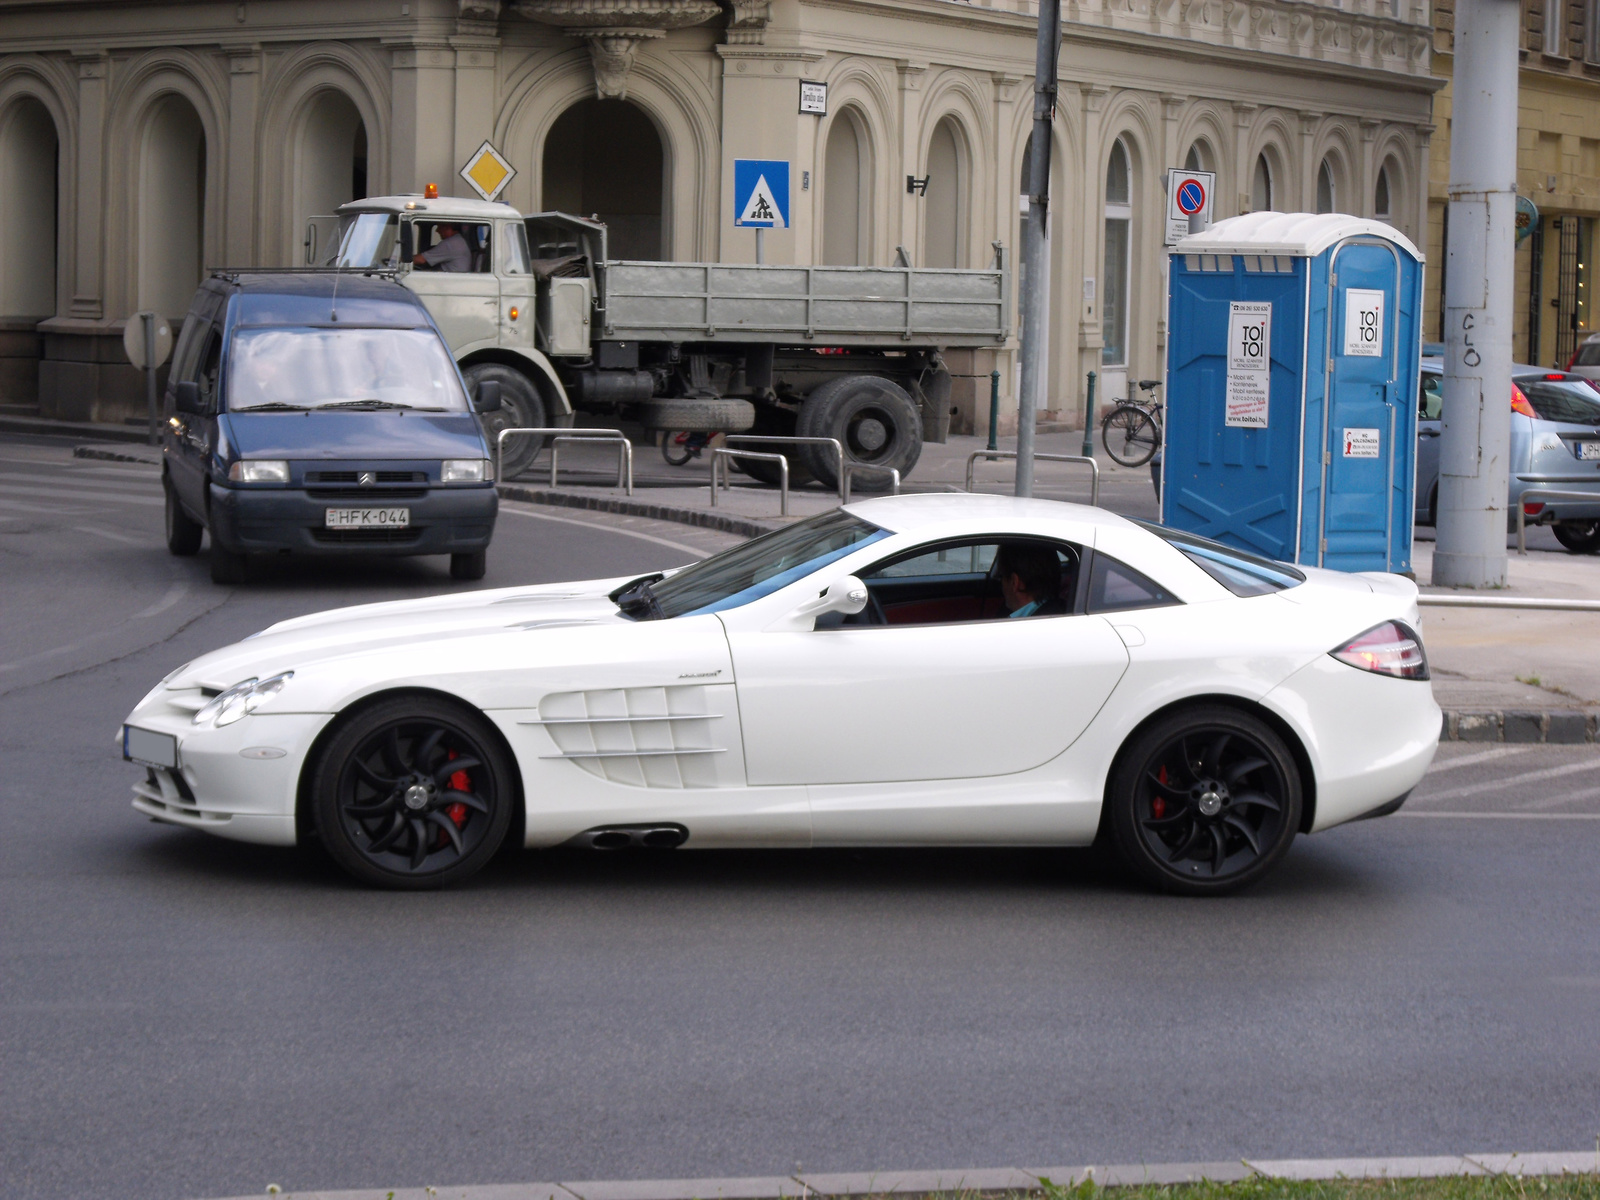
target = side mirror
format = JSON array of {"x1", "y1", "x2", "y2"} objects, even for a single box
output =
[
  {"x1": 474, "y1": 380, "x2": 503, "y2": 413},
  {"x1": 787, "y1": 575, "x2": 870, "y2": 630},
  {"x1": 174, "y1": 381, "x2": 203, "y2": 415}
]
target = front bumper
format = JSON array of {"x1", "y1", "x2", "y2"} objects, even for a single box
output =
[{"x1": 208, "y1": 482, "x2": 497, "y2": 556}]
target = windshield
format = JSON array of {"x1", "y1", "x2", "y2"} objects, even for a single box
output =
[
  {"x1": 1517, "y1": 377, "x2": 1600, "y2": 425},
  {"x1": 1136, "y1": 520, "x2": 1304, "y2": 597},
  {"x1": 625, "y1": 510, "x2": 889, "y2": 619},
  {"x1": 336, "y1": 213, "x2": 401, "y2": 267},
  {"x1": 226, "y1": 327, "x2": 470, "y2": 412}
]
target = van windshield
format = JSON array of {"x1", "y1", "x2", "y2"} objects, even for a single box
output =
[
  {"x1": 226, "y1": 327, "x2": 470, "y2": 412},
  {"x1": 336, "y1": 213, "x2": 401, "y2": 267}
]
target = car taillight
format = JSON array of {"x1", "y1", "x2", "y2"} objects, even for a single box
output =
[
  {"x1": 1330, "y1": 620, "x2": 1429, "y2": 680},
  {"x1": 1512, "y1": 384, "x2": 1537, "y2": 418},
  {"x1": 1524, "y1": 501, "x2": 1546, "y2": 516}
]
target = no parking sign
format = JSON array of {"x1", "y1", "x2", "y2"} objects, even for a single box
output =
[{"x1": 1165, "y1": 169, "x2": 1214, "y2": 245}]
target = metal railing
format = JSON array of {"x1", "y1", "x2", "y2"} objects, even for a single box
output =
[
  {"x1": 1515, "y1": 488, "x2": 1600, "y2": 555},
  {"x1": 711, "y1": 448, "x2": 789, "y2": 516},
  {"x1": 724, "y1": 435, "x2": 846, "y2": 500},
  {"x1": 1418, "y1": 594, "x2": 1600, "y2": 611},
  {"x1": 842, "y1": 464, "x2": 901, "y2": 503},
  {"x1": 495, "y1": 426, "x2": 633, "y2": 496},
  {"x1": 965, "y1": 451, "x2": 1101, "y2": 506}
]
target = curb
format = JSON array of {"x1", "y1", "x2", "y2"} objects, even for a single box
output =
[
  {"x1": 0, "y1": 413, "x2": 152, "y2": 443},
  {"x1": 198, "y1": 1151, "x2": 1600, "y2": 1200},
  {"x1": 74, "y1": 444, "x2": 162, "y2": 466},
  {"x1": 1439, "y1": 709, "x2": 1597, "y2": 743},
  {"x1": 496, "y1": 484, "x2": 777, "y2": 539}
]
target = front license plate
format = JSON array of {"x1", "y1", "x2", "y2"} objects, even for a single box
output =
[
  {"x1": 325, "y1": 507, "x2": 410, "y2": 529},
  {"x1": 123, "y1": 725, "x2": 177, "y2": 769},
  {"x1": 1578, "y1": 442, "x2": 1600, "y2": 461}
]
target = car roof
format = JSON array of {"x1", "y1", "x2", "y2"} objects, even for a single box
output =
[
  {"x1": 1419, "y1": 358, "x2": 1574, "y2": 380},
  {"x1": 209, "y1": 271, "x2": 419, "y2": 300},
  {"x1": 842, "y1": 492, "x2": 1138, "y2": 537},
  {"x1": 340, "y1": 195, "x2": 522, "y2": 221}
]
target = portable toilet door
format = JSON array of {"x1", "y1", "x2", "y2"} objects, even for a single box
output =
[{"x1": 1315, "y1": 237, "x2": 1421, "y2": 573}]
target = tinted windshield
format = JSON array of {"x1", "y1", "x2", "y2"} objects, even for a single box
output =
[
  {"x1": 336, "y1": 213, "x2": 400, "y2": 267},
  {"x1": 226, "y1": 327, "x2": 469, "y2": 411},
  {"x1": 1135, "y1": 520, "x2": 1304, "y2": 597},
  {"x1": 1517, "y1": 377, "x2": 1600, "y2": 425},
  {"x1": 639, "y1": 510, "x2": 889, "y2": 619}
]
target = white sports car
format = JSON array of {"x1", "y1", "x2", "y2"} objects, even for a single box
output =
[{"x1": 119, "y1": 495, "x2": 1439, "y2": 895}]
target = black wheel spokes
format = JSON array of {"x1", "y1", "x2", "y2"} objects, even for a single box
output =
[{"x1": 1139, "y1": 726, "x2": 1288, "y2": 880}]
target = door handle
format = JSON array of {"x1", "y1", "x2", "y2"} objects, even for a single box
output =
[{"x1": 1419, "y1": 429, "x2": 1440, "y2": 438}]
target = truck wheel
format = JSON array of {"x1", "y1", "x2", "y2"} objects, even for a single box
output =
[
  {"x1": 797, "y1": 374, "x2": 922, "y2": 491},
  {"x1": 465, "y1": 363, "x2": 547, "y2": 480},
  {"x1": 737, "y1": 407, "x2": 815, "y2": 488},
  {"x1": 638, "y1": 397, "x2": 756, "y2": 433}
]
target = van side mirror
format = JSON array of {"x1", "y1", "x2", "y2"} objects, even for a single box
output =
[
  {"x1": 474, "y1": 381, "x2": 502, "y2": 413},
  {"x1": 174, "y1": 381, "x2": 203, "y2": 415}
]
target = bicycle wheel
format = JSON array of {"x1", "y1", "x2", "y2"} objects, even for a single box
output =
[
  {"x1": 1102, "y1": 405, "x2": 1160, "y2": 467},
  {"x1": 661, "y1": 432, "x2": 694, "y2": 467}
]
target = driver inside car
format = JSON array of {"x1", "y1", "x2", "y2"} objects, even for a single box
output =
[{"x1": 995, "y1": 542, "x2": 1066, "y2": 618}]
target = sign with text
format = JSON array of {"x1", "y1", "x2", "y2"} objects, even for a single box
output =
[
  {"x1": 1165, "y1": 168, "x2": 1214, "y2": 245},
  {"x1": 799, "y1": 80, "x2": 827, "y2": 115},
  {"x1": 734, "y1": 159, "x2": 790, "y2": 228},
  {"x1": 1225, "y1": 301, "x2": 1272, "y2": 428},
  {"x1": 1343, "y1": 427, "x2": 1381, "y2": 458},
  {"x1": 1343, "y1": 288, "x2": 1385, "y2": 357}
]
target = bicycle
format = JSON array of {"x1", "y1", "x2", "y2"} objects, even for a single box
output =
[
  {"x1": 1100, "y1": 379, "x2": 1164, "y2": 468},
  {"x1": 661, "y1": 430, "x2": 711, "y2": 466}
]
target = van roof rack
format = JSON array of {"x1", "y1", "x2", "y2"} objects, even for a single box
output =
[{"x1": 208, "y1": 266, "x2": 402, "y2": 282}]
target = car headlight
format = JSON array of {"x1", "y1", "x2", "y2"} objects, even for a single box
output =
[
  {"x1": 192, "y1": 671, "x2": 294, "y2": 727},
  {"x1": 228, "y1": 460, "x2": 290, "y2": 483},
  {"x1": 442, "y1": 458, "x2": 489, "y2": 483}
]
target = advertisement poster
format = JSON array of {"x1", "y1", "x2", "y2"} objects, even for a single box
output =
[
  {"x1": 1225, "y1": 301, "x2": 1272, "y2": 428},
  {"x1": 1343, "y1": 288, "x2": 1385, "y2": 357},
  {"x1": 1343, "y1": 428, "x2": 1381, "y2": 458}
]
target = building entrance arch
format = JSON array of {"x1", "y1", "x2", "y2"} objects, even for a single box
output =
[
  {"x1": 542, "y1": 97, "x2": 664, "y2": 260},
  {"x1": 138, "y1": 93, "x2": 206, "y2": 318},
  {"x1": 0, "y1": 96, "x2": 58, "y2": 318}
]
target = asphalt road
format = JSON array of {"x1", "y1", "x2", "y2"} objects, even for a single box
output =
[{"x1": 2, "y1": 436, "x2": 1598, "y2": 1200}]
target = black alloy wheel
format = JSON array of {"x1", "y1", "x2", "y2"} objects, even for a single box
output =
[
  {"x1": 1108, "y1": 705, "x2": 1302, "y2": 896},
  {"x1": 164, "y1": 480, "x2": 203, "y2": 556},
  {"x1": 311, "y1": 696, "x2": 515, "y2": 889},
  {"x1": 1553, "y1": 520, "x2": 1600, "y2": 554}
]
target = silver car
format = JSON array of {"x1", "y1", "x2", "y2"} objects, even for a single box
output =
[
  {"x1": 1415, "y1": 359, "x2": 1600, "y2": 553},
  {"x1": 1567, "y1": 333, "x2": 1600, "y2": 385}
]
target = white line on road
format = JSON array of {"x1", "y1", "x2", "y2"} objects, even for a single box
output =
[
  {"x1": 1400, "y1": 811, "x2": 1600, "y2": 820},
  {"x1": 0, "y1": 497, "x2": 93, "y2": 515},
  {"x1": 0, "y1": 482, "x2": 161, "y2": 507},
  {"x1": 74, "y1": 525, "x2": 146, "y2": 545},
  {"x1": 1517, "y1": 783, "x2": 1600, "y2": 811},
  {"x1": 1424, "y1": 746, "x2": 1540, "y2": 774},
  {"x1": 499, "y1": 503, "x2": 713, "y2": 556},
  {"x1": 1413, "y1": 758, "x2": 1600, "y2": 801},
  {"x1": 134, "y1": 581, "x2": 188, "y2": 618}
]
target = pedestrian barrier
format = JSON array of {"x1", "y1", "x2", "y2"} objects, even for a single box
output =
[
  {"x1": 495, "y1": 426, "x2": 633, "y2": 496},
  {"x1": 724, "y1": 435, "x2": 846, "y2": 501},
  {"x1": 711, "y1": 448, "x2": 790, "y2": 516},
  {"x1": 1514, "y1": 488, "x2": 1600, "y2": 555},
  {"x1": 965, "y1": 450, "x2": 1100, "y2": 507},
  {"x1": 1418, "y1": 594, "x2": 1600, "y2": 611},
  {"x1": 842, "y1": 463, "x2": 901, "y2": 503}
]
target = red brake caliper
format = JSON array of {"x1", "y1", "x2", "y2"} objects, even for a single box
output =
[
  {"x1": 445, "y1": 750, "x2": 469, "y2": 828},
  {"x1": 1152, "y1": 764, "x2": 1168, "y2": 820}
]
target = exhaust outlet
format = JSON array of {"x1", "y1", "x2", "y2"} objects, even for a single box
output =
[{"x1": 576, "y1": 824, "x2": 688, "y2": 851}]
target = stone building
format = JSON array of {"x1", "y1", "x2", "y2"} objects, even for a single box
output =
[
  {"x1": 1425, "y1": 0, "x2": 1600, "y2": 369},
  {"x1": 0, "y1": 0, "x2": 1437, "y2": 433}
]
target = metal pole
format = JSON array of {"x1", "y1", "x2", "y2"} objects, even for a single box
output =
[
  {"x1": 1081, "y1": 370, "x2": 1096, "y2": 458},
  {"x1": 987, "y1": 369, "x2": 1000, "y2": 452},
  {"x1": 1014, "y1": 0, "x2": 1061, "y2": 498},
  {"x1": 1433, "y1": 0, "x2": 1519, "y2": 589},
  {"x1": 756, "y1": 228, "x2": 765, "y2": 265},
  {"x1": 143, "y1": 314, "x2": 159, "y2": 447}
]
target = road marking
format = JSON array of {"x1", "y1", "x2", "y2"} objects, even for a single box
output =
[
  {"x1": 1400, "y1": 811, "x2": 1600, "y2": 820},
  {"x1": 1413, "y1": 758, "x2": 1600, "y2": 801},
  {"x1": 0, "y1": 497, "x2": 94, "y2": 515},
  {"x1": 1517, "y1": 783, "x2": 1600, "y2": 811},
  {"x1": 74, "y1": 525, "x2": 146, "y2": 545},
  {"x1": 499, "y1": 503, "x2": 712, "y2": 556},
  {"x1": 134, "y1": 581, "x2": 188, "y2": 618},
  {"x1": 1424, "y1": 746, "x2": 1540, "y2": 774},
  {"x1": 0, "y1": 482, "x2": 161, "y2": 507}
]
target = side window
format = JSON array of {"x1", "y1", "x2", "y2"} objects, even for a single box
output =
[
  {"x1": 504, "y1": 223, "x2": 532, "y2": 275},
  {"x1": 865, "y1": 543, "x2": 998, "y2": 578},
  {"x1": 846, "y1": 537, "x2": 1082, "y2": 627},
  {"x1": 197, "y1": 325, "x2": 222, "y2": 411},
  {"x1": 1086, "y1": 553, "x2": 1178, "y2": 614},
  {"x1": 1418, "y1": 373, "x2": 1442, "y2": 421},
  {"x1": 467, "y1": 224, "x2": 491, "y2": 273}
]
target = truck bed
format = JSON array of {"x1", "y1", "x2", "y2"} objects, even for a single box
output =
[{"x1": 598, "y1": 258, "x2": 1010, "y2": 346}]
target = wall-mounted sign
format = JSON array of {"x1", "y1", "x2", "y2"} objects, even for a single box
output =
[
  {"x1": 1343, "y1": 427, "x2": 1381, "y2": 458},
  {"x1": 799, "y1": 80, "x2": 828, "y2": 115},
  {"x1": 1165, "y1": 168, "x2": 1215, "y2": 246},
  {"x1": 1343, "y1": 288, "x2": 1385, "y2": 357},
  {"x1": 1225, "y1": 300, "x2": 1272, "y2": 428},
  {"x1": 459, "y1": 140, "x2": 517, "y2": 203},
  {"x1": 1516, "y1": 194, "x2": 1540, "y2": 247}
]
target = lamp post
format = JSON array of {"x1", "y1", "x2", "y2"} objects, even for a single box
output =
[{"x1": 1015, "y1": 0, "x2": 1061, "y2": 497}]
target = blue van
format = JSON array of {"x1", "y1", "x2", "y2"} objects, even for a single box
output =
[{"x1": 161, "y1": 272, "x2": 501, "y2": 584}]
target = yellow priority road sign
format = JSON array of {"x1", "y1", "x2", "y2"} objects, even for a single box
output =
[{"x1": 459, "y1": 141, "x2": 517, "y2": 203}]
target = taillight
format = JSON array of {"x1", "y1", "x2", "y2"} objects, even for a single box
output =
[
  {"x1": 1330, "y1": 621, "x2": 1429, "y2": 680},
  {"x1": 1512, "y1": 384, "x2": 1537, "y2": 418},
  {"x1": 1524, "y1": 501, "x2": 1546, "y2": 516}
]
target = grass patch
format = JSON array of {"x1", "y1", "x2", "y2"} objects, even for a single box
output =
[{"x1": 1031, "y1": 1176, "x2": 1600, "y2": 1200}]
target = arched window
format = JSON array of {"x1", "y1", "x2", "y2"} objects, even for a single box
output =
[
  {"x1": 822, "y1": 108, "x2": 870, "y2": 266},
  {"x1": 543, "y1": 98, "x2": 665, "y2": 260},
  {"x1": 0, "y1": 97, "x2": 59, "y2": 317},
  {"x1": 1184, "y1": 141, "x2": 1214, "y2": 173},
  {"x1": 139, "y1": 94, "x2": 207, "y2": 317},
  {"x1": 1316, "y1": 159, "x2": 1336, "y2": 214},
  {"x1": 1103, "y1": 138, "x2": 1132, "y2": 368},
  {"x1": 1251, "y1": 153, "x2": 1274, "y2": 213},
  {"x1": 923, "y1": 116, "x2": 966, "y2": 269},
  {"x1": 1374, "y1": 161, "x2": 1393, "y2": 220}
]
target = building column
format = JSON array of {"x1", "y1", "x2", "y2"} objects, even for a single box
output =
[
  {"x1": 67, "y1": 51, "x2": 106, "y2": 320},
  {"x1": 716, "y1": 46, "x2": 821, "y2": 265},
  {"x1": 1298, "y1": 110, "x2": 1322, "y2": 211},
  {"x1": 385, "y1": 39, "x2": 457, "y2": 196},
  {"x1": 1359, "y1": 117, "x2": 1381, "y2": 218},
  {"x1": 223, "y1": 45, "x2": 261, "y2": 267},
  {"x1": 1232, "y1": 102, "x2": 1256, "y2": 214},
  {"x1": 450, "y1": 37, "x2": 499, "y2": 195},
  {"x1": 895, "y1": 59, "x2": 927, "y2": 265},
  {"x1": 1414, "y1": 122, "x2": 1434, "y2": 250},
  {"x1": 1077, "y1": 83, "x2": 1107, "y2": 361}
]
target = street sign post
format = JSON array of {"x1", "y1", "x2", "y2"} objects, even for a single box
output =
[
  {"x1": 733, "y1": 158, "x2": 789, "y2": 264},
  {"x1": 1165, "y1": 169, "x2": 1214, "y2": 245},
  {"x1": 123, "y1": 311, "x2": 173, "y2": 447}
]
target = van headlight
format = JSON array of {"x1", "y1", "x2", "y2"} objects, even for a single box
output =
[
  {"x1": 228, "y1": 460, "x2": 290, "y2": 483},
  {"x1": 192, "y1": 671, "x2": 294, "y2": 727},
  {"x1": 442, "y1": 459, "x2": 489, "y2": 483}
]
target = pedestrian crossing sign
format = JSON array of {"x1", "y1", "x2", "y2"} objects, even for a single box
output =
[
  {"x1": 734, "y1": 159, "x2": 789, "y2": 228},
  {"x1": 459, "y1": 141, "x2": 517, "y2": 203}
]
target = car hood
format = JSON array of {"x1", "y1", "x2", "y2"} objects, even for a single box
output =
[{"x1": 221, "y1": 410, "x2": 488, "y2": 460}]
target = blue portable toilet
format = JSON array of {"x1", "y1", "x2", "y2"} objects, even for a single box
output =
[{"x1": 1161, "y1": 213, "x2": 1424, "y2": 574}]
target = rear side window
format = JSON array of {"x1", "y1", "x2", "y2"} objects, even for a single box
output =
[
  {"x1": 1418, "y1": 372, "x2": 1442, "y2": 421},
  {"x1": 1087, "y1": 553, "x2": 1178, "y2": 614},
  {"x1": 1576, "y1": 342, "x2": 1600, "y2": 366},
  {"x1": 1517, "y1": 378, "x2": 1600, "y2": 425},
  {"x1": 1134, "y1": 520, "x2": 1305, "y2": 597}
]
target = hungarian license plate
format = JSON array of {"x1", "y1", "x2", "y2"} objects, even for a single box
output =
[
  {"x1": 123, "y1": 725, "x2": 177, "y2": 769},
  {"x1": 1578, "y1": 442, "x2": 1600, "y2": 461},
  {"x1": 325, "y1": 507, "x2": 410, "y2": 529}
]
